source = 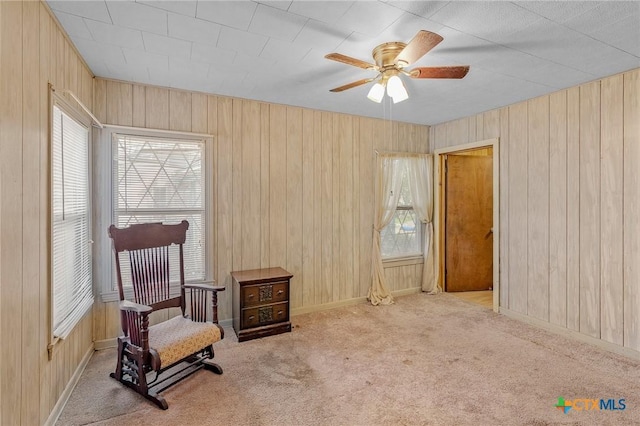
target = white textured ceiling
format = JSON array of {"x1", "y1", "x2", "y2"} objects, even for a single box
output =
[{"x1": 47, "y1": 1, "x2": 640, "y2": 126}]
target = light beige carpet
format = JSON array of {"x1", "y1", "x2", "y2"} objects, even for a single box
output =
[{"x1": 58, "y1": 293, "x2": 640, "y2": 425}]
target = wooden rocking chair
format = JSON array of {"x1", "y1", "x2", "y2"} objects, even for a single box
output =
[{"x1": 108, "y1": 220, "x2": 225, "y2": 409}]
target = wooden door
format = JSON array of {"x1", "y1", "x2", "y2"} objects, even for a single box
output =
[{"x1": 445, "y1": 154, "x2": 493, "y2": 292}]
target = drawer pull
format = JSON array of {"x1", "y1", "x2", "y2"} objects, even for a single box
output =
[
  {"x1": 277, "y1": 290, "x2": 284, "y2": 295},
  {"x1": 277, "y1": 310, "x2": 284, "y2": 316},
  {"x1": 248, "y1": 315, "x2": 255, "y2": 321},
  {"x1": 247, "y1": 294, "x2": 254, "y2": 298}
]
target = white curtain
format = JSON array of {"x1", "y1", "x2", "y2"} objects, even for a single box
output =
[
  {"x1": 368, "y1": 154, "x2": 403, "y2": 305},
  {"x1": 407, "y1": 155, "x2": 438, "y2": 293}
]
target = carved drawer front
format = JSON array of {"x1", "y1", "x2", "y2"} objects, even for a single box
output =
[
  {"x1": 242, "y1": 302, "x2": 288, "y2": 328},
  {"x1": 242, "y1": 281, "x2": 288, "y2": 307}
]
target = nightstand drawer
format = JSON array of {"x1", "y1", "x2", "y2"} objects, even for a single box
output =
[
  {"x1": 242, "y1": 281, "x2": 288, "y2": 307},
  {"x1": 242, "y1": 302, "x2": 289, "y2": 328}
]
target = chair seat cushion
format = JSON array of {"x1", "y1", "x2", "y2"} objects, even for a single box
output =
[{"x1": 148, "y1": 316, "x2": 222, "y2": 368}]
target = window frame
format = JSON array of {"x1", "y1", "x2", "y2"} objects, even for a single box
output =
[
  {"x1": 50, "y1": 93, "x2": 94, "y2": 341},
  {"x1": 380, "y1": 158, "x2": 424, "y2": 263},
  {"x1": 94, "y1": 126, "x2": 214, "y2": 302}
]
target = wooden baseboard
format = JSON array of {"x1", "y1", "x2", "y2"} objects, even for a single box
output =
[
  {"x1": 291, "y1": 287, "x2": 422, "y2": 316},
  {"x1": 44, "y1": 345, "x2": 94, "y2": 426},
  {"x1": 94, "y1": 338, "x2": 117, "y2": 350},
  {"x1": 500, "y1": 307, "x2": 640, "y2": 361}
]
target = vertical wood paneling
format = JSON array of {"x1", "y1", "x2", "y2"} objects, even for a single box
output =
[
  {"x1": 169, "y1": 89, "x2": 191, "y2": 132},
  {"x1": 56, "y1": 29, "x2": 64, "y2": 90},
  {"x1": 579, "y1": 81, "x2": 601, "y2": 338},
  {"x1": 38, "y1": 6, "x2": 53, "y2": 420},
  {"x1": 336, "y1": 114, "x2": 353, "y2": 300},
  {"x1": 447, "y1": 118, "x2": 468, "y2": 145},
  {"x1": 549, "y1": 91, "x2": 568, "y2": 327},
  {"x1": 508, "y1": 102, "x2": 528, "y2": 314},
  {"x1": 566, "y1": 86, "x2": 581, "y2": 331},
  {"x1": 331, "y1": 116, "x2": 341, "y2": 301},
  {"x1": 206, "y1": 95, "x2": 219, "y2": 289},
  {"x1": 269, "y1": 105, "x2": 287, "y2": 268},
  {"x1": 215, "y1": 96, "x2": 233, "y2": 318},
  {"x1": 132, "y1": 84, "x2": 145, "y2": 128},
  {"x1": 302, "y1": 109, "x2": 315, "y2": 306},
  {"x1": 191, "y1": 93, "x2": 207, "y2": 134},
  {"x1": 67, "y1": 39, "x2": 77, "y2": 92},
  {"x1": 352, "y1": 119, "x2": 361, "y2": 295},
  {"x1": 93, "y1": 78, "x2": 107, "y2": 124},
  {"x1": 145, "y1": 86, "x2": 169, "y2": 129},
  {"x1": 312, "y1": 111, "x2": 322, "y2": 303},
  {"x1": 468, "y1": 115, "x2": 477, "y2": 142},
  {"x1": 80, "y1": 66, "x2": 92, "y2": 109},
  {"x1": 484, "y1": 109, "x2": 500, "y2": 139},
  {"x1": 231, "y1": 99, "x2": 242, "y2": 272},
  {"x1": 241, "y1": 101, "x2": 261, "y2": 269},
  {"x1": 527, "y1": 96, "x2": 550, "y2": 321},
  {"x1": 260, "y1": 103, "x2": 270, "y2": 269},
  {"x1": 476, "y1": 114, "x2": 484, "y2": 140},
  {"x1": 0, "y1": 2, "x2": 23, "y2": 424},
  {"x1": 22, "y1": 2, "x2": 40, "y2": 423},
  {"x1": 600, "y1": 75, "x2": 624, "y2": 345},
  {"x1": 499, "y1": 107, "x2": 509, "y2": 308},
  {"x1": 434, "y1": 124, "x2": 446, "y2": 150},
  {"x1": 106, "y1": 80, "x2": 132, "y2": 126},
  {"x1": 320, "y1": 112, "x2": 333, "y2": 303},
  {"x1": 623, "y1": 70, "x2": 640, "y2": 351},
  {"x1": 287, "y1": 107, "x2": 303, "y2": 307},
  {"x1": 48, "y1": 15, "x2": 57, "y2": 90}
]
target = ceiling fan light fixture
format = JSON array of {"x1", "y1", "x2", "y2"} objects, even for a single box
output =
[
  {"x1": 367, "y1": 82, "x2": 385, "y2": 103},
  {"x1": 391, "y1": 86, "x2": 409, "y2": 103},
  {"x1": 387, "y1": 75, "x2": 408, "y2": 103}
]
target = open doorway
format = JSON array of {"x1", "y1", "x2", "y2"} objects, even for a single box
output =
[{"x1": 434, "y1": 139, "x2": 499, "y2": 312}]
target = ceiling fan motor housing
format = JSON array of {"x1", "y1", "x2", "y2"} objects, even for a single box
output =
[{"x1": 373, "y1": 42, "x2": 408, "y2": 71}]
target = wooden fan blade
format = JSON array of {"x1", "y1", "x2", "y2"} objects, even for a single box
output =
[
  {"x1": 409, "y1": 66, "x2": 470, "y2": 79},
  {"x1": 395, "y1": 30, "x2": 444, "y2": 66},
  {"x1": 329, "y1": 78, "x2": 375, "y2": 92},
  {"x1": 325, "y1": 53, "x2": 377, "y2": 70}
]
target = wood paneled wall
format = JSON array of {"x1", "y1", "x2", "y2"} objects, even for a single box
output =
[
  {"x1": 0, "y1": 2, "x2": 95, "y2": 424},
  {"x1": 431, "y1": 69, "x2": 640, "y2": 354},
  {"x1": 92, "y1": 78, "x2": 430, "y2": 341}
]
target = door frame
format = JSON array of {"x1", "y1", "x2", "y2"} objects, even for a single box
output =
[{"x1": 434, "y1": 138, "x2": 500, "y2": 312}]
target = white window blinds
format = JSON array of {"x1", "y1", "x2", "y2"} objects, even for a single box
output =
[
  {"x1": 52, "y1": 104, "x2": 93, "y2": 339},
  {"x1": 112, "y1": 134, "x2": 206, "y2": 288}
]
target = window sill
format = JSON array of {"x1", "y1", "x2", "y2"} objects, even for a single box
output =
[{"x1": 382, "y1": 255, "x2": 424, "y2": 268}]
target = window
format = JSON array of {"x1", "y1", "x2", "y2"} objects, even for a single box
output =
[
  {"x1": 380, "y1": 161, "x2": 423, "y2": 259},
  {"x1": 111, "y1": 133, "x2": 207, "y2": 290},
  {"x1": 52, "y1": 104, "x2": 93, "y2": 339}
]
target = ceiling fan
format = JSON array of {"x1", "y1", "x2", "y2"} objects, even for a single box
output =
[{"x1": 325, "y1": 30, "x2": 470, "y2": 103}]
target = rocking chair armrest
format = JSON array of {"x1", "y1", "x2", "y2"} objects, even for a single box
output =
[
  {"x1": 183, "y1": 283, "x2": 225, "y2": 323},
  {"x1": 183, "y1": 283, "x2": 226, "y2": 292},
  {"x1": 117, "y1": 301, "x2": 152, "y2": 349},
  {"x1": 118, "y1": 300, "x2": 153, "y2": 314}
]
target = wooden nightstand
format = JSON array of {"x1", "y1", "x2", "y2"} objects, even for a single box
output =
[{"x1": 231, "y1": 267, "x2": 293, "y2": 342}]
